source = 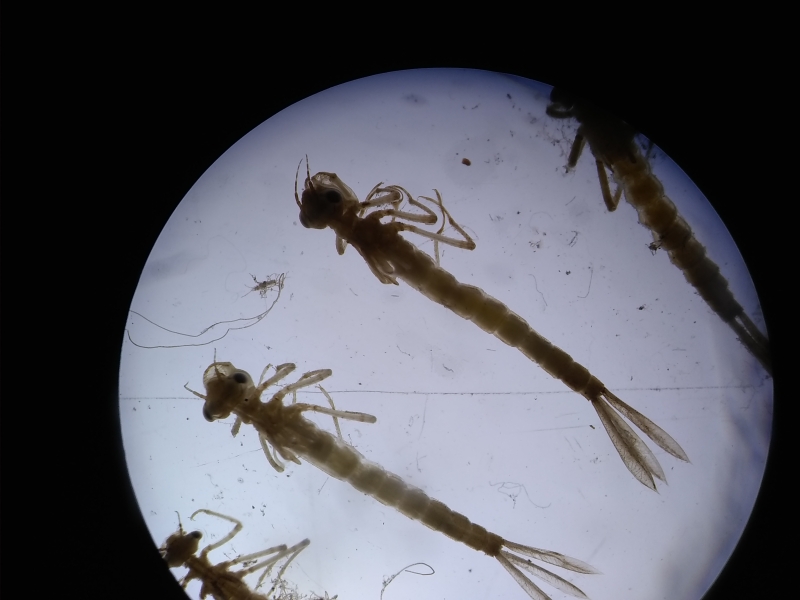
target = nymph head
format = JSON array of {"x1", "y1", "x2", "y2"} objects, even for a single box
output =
[
  {"x1": 199, "y1": 362, "x2": 254, "y2": 422},
  {"x1": 545, "y1": 87, "x2": 580, "y2": 119},
  {"x1": 295, "y1": 157, "x2": 358, "y2": 229}
]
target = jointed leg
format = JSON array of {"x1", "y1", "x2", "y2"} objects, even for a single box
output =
[
  {"x1": 595, "y1": 159, "x2": 622, "y2": 212},
  {"x1": 360, "y1": 182, "x2": 476, "y2": 267},
  {"x1": 226, "y1": 543, "x2": 290, "y2": 571},
  {"x1": 333, "y1": 184, "x2": 406, "y2": 255},
  {"x1": 259, "y1": 434, "x2": 289, "y2": 472},
  {"x1": 365, "y1": 185, "x2": 440, "y2": 225},
  {"x1": 396, "y1": 189, "x2": 476, "y2": 261},
  {"x1": 288, "y1": 385, "x2": 375, "y2": 439},
  {"x1": 361, "y1": 182, "x2": 405, "y2": 212},
  {"x1": 290, "y1": 385, "x2": 346, "y2": 438},
  {"x1": 566, "y1": 130, "x2": 586, "y2": 170},
  {"x1": 256, "y1": 363, "x2": 333, "y2": 399},
  {"x1": 256, "y1": 539, "x2": 311, "y2": 597},
  {"x1": 292, "y1": 402, "x2": 377, "y2": 424},
  {"x1": 256, "y1": 363, "x2": 298, "y2": 394},
  {"x1": 268, "y1": 365, "x2": 333, "y2": 399},
  {"x1": 190, "y1": 509, "x2": 243, "y2": 556},
  {"x1": 564, "y1": 128, "x2": 622, "y2": 211}
]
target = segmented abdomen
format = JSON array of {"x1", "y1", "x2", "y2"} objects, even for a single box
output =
[
  {"x1": 613, "y1": 149, "x2": 745, "y2": 322},
  {"x1": 285, "y1": 416, "x2": 504, "y2": 556},
  {"x1": 391, "y1": 239, "x2": 605, "y2": 400}
]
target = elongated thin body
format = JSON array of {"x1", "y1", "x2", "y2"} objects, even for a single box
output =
[
  {"x1": 160, "y1": 508, "x2": 310, "y2": 600},
  {"x1": 187, "y1": 361, "x2": 599, "y2": 600},
  {"x1": 546, "y1": 88, "x2": 771, "y2": 374},
  {"x1": 294, "y1": 160, "x2": 689, "y2": 490}
]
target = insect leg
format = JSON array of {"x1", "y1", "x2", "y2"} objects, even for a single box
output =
[
  {"x1": 259, "y1": 434, "x2": 289, "y2": 472},
  {"x1": 566, "y1": 129, "x2": 586, "y2": 170},
  {"x1": 190, "y1": 509, "x2": 243, "y2": 557},
  {"x1": 243, "y1": 274, "x2": 262, "y2": 297},
  {"x1": 285, "y1": 382, "x2": 376, "y2": 428},
  {"x1": 336, "y1": 184, "x2": 405, "y2": 256},
  {"x1": 256, "y1": 362, "x2": 297, "y2": 392},
  {"x1": 395, "y1": 190, "x2": 476, "y2": 252},
  {"x1": 253, "y1": 539, "x2": 311, "y2": 596},
  {"x1": 269, "y1": 369, "x2": 333, "y2": 403},
  {"x1": 227, "y1": 543, "x2": 290, "y2": 570},
  {"x1": 315, "y1": 385, "x2": 343, "y2": 439},
  {"x1": 293, "y1": 402, "x2": 377, "y2": 425},
  {"x1": 361, "y1": 182, "x2": 405, "y2": 210},
  {"x1": 595, "y1": 159, "x2": 622, "y2": 212},
  {"x1": 366, "y1": 185, "x2": 440, "y2": 225}
]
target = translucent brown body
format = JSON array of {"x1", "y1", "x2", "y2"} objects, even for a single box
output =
[
  {"x1": 160, "y1": 508, "x2": 309, "y2": 600},
  {"x1": 170, "y1": 551, "x2": 270, "y2": 600},
  {"x1": 294, "y1": 161, "x2": 689, "y2": 490},
  {"x1": 188, "y1": 361, "x2": 598, "y2": 600},
  {"x1": 546, "y1": 89, "x2": 771, "y2": 375},
  {"x1": 384, "y1": 230, "x2": 608, "y2": 398}
]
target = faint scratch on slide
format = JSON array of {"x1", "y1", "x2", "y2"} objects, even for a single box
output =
[
  {"x1": 527, "y1": 273, "x2": 547, "y2": 308},
  {"x1": 578, "y1": 265, "x2": 593, "y2": 299},
  {"x1": 489, "y1": 481, "x2": 550, "y2": 509}
]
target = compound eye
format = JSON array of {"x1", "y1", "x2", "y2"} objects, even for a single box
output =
[
  {"x1": 232, "y1": 372, "x2": 248, "y2": 384},
  {"x1": 190, "y1": 531, "x2": 202, "y2": 540},
  {"x1": 203, "y1": 407, "x2": 214, "y2": 422},
  {"x1": 325, "y1": 190, "x2": 341, "y2": 204}
]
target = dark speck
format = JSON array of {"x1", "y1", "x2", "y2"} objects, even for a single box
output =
[{"x1": 403, "y1": 93, "x2": 425, "y2": 105}]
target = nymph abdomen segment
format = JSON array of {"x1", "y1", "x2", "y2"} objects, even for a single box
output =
[
  {"x1": 297, "y1": 421, "x2": 503, "y2": 555},
  {"x1": 615, "y1": 157, "x2": 755, "y2": 324},
  {"x1": 401, "y1": 257, "x2": 603, "y2": 399}
]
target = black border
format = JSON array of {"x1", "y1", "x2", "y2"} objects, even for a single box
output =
[{"x1": 25, "y1": 61, "x2": 785, "y2": 599}]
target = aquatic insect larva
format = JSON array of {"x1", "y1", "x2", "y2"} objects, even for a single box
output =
[
  {"x1": 294, "y1": 158, "x2": 689, "y2": 491},
  {"x1": 244, "y1": 273, "x2": 286, "y2": 299},
  {"x1": 185, "y1": 361, "x2": 599, "y2": 600},
  {"x1": 160, "y1": 508, "x2": 310, "y2": 600},
  {"x1": 545, "y1": 88, "x2": 771, "y2": 375}
]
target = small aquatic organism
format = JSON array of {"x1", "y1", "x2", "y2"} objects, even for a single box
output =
[
  {"x1": 294, "y1": 158, "x2": 688, "y2": 490},
  {"x1": 126, "y1": 273, "x2": 286, "y2": 349},
  {"x1": 185, "y1": 360, "x2": 599, "y2": 600},
  {"x1": 244, "y1": 273, "x2": 285, "y2": 299},
  {"x1": 160, "y1": 508, "x2": 309, "y2": 600},
  {"x1": 545, "y1": 88, "x2": 771, "y2": 374}
]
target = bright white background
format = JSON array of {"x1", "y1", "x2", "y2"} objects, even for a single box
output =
[{"x1": 119, "y1": 70, "x2": 771, "y2": 600}]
